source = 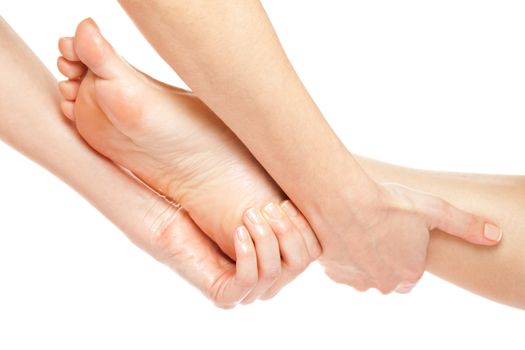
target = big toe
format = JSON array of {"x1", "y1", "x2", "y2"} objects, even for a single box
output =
[
  {"x1": 73, "y1": 18, "x2": 126, "y2": 80},
  {"x1": 73, "y1": 18, "x2": 151, "y2": 135}
]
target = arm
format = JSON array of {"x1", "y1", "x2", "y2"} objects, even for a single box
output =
[
  {"x1": 116, "y1": 0, "x2": 362, "y2": 208},
  {"x1": 0, "y1": 17, "x2": 265, "y2": 309},
  {"x1": 357, "y1": 157, "x2": 525, "y2": 309},
  {"x1": 117, "y1": 1, "x2": 501, "y2": 293}
]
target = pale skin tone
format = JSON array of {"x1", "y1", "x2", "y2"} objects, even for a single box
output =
[
  {"x1": 358, "y1": 158, "x2": 525, "y2": 309},
  {"x1": 116, "y1": 0, "x2": 503, "y2": 292},
  {"x1": 0, "y1": 17, "x2": 521, "y2": 310},
  {"x1": 56, "y1": 19, "x2": 523, "y2": 308},
  {"x1": 58, "y1": 20, "x2": 323, "y2": 303},
  {"x1": 0, "y1": 16, "x2": 318, "y2": 309},
  {"x1": 60, "y1": 19, "x2": 500, "y2": 296}
]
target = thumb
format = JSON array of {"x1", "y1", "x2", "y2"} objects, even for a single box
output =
[{"x1": 416, "y1": 193, "x2": 502, "y2": 245}]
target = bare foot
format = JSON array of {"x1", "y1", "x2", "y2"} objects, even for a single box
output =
[{"x1": 57, "y1": 18, "x2": 321, "y2": 301}]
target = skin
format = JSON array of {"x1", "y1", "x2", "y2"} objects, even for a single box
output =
[
  {"x1": 1, "y1": 17, "x2": 521, "y2": 310},
  {"x1": 59, "y1": 19, "x2": 523, "y2": 308},
  {"x1": 116, "y1": 1, "x2": 502, "y2": 292},
  {"x1": 57, "y1": 20, "x2": 321, "y2": 303},
  {"x1": 0, "y1": 16, "x2": 315, "y2": 309},
  {"x1": 357, "y1": 158, "x2": 525, "y2": 309}
]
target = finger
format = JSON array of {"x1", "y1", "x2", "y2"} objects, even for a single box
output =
[
  {"x1": 323, "y1": 263, "x2": 373, "y2": 291},
  {"x1": 263, "y1": 202, "x2": 311, "y2": 270},
  {"x1": 240, "y1": 208, "x2": 282, "y2": 304},
  {"x1": 213, "y1": 226, "x2": 258, "y2": 308},
  {"x1": 258, "y1": 202, "x2": 312, "y2": 300},
  {"x1": 395, "y1": 282, "x2": 417, "y2": 294},
  {"x1": 60, "y1": 101, "x2": 75, "y2": 121},
  {"x1": 419, "y1": 193, "x2": 502, "y2": 245},
  {"x1": 57, "y1": 56, "x2": 87, "y2": 80},
  {"x1": 280, "y1": 200, "x2": 322, "y2": 259},
  {"x1": 58, "y1": 37, "x2": 79, "y2": 61},
  {"x1": 375, "y1": 274, "x2": 402, "y2": 295},
  {"x1": 58, "y1": 80, "x2": 80, "y2": 101}
]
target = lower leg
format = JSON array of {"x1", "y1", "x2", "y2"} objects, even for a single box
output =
[{"x1": 357, "y1": 157, "x2": 525, "y2": 309}]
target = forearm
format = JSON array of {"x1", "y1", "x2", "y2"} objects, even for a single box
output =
[
  {"x1": 357, "y1": 157, "x2": 525, "y2": 309},
  {"x1": 0, "y1": 17, "x2": 168, "y2": 253},
  {"x1": 117, "y1": 0, "x2": 372, "y2": 215}
]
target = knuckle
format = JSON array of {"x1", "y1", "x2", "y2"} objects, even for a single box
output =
[
  {"x1": 402, "y1": 268, "x2": 424, "y2": 284},
  {"x1": 377, "y1": 285, "x2": 394, "y2": 295},
  {"x1": 374, "y1": 271, "x2": 401, "y2": 295},
  {"x1": 376, "y1": 280, "x2": 397, "y2": 295},
  {"x1": 238, "y1": 274, "x2": 258, "y2": 290},
  {"x1": 290, "y1": 257, "x2": 310, "y2": 274},
  {"x1": 261, "y1": 265, "x2": 281, "y2": 281},
  {"x1": 437, "y1": 198, "x2": 452, "y2": 218},
  {"x1": 324, "y1": 269, "x2": 345, "y2": 285},
  {"x1": 310, "y1": 244, "x2": 323, "y2": 260},
  {"x1": 351, "y1": 276, "x2": 372, "y2": 292},
  {"x1": 274, "y1": 220, "x2": 294, "y2": 236},
  {"x1": 465, "y1": 215, "x2": 482, "y2": 233}
]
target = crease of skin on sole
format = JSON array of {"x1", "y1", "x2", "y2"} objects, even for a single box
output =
[{"x1": 57, "y1": 19, "x2": 311, "y2": 261}]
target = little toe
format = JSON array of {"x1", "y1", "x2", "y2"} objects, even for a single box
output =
[
  {"x1": 60, "y1": 101, "x2": 76, "y2": 121},
  {"x1": 58, "y1": 80, "x2": 81, "y2": 101},
  {"x1": 58, "y1": 37, "x2": 79, "y2": 61},
  {"x1": 57, "y1": 57, "x2": 87, "y2": 79}
]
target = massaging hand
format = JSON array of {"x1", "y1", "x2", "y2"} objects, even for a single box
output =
[
  {"x1": 150, "y1": 204, "x2": 316, "y2": 308},
  {"x1": 314, "y1": 181, "x2": 501, "y2": 294}
]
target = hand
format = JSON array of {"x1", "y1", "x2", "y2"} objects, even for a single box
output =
[
  {"x1": 150, "y1": 201, "x2": 319, "y2": 308},
  {"x1": 315, "y1": 181, "x2": 502, "y2": 294}
]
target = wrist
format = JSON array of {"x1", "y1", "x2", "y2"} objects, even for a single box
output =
[{"x1": 300, "y1": 153, "x2": 382, "y2": 237}]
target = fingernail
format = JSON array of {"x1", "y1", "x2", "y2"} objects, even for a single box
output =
[
  {"x1": 263, "y1": 202, "x2": 284, "y2": 220},
  {"x1": 484, "y1": 223, "x2": 502, "y2": 242},
  {"x1": 245, "y1": 208, "x2": 264, "y2": 225},
  {"x1": 280, "y1": 200, "x2": 298, "y2": 217},
  {"x1": 236, "y1": 226, "x2": 249, "y2": 242}
]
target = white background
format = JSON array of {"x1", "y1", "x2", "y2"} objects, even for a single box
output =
[{"x1": 1, "y1": 1, "x2": 524, "y2": 349}]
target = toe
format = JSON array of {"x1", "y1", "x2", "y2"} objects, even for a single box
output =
[
  {"x1": 58, "y1": 37, "x2": 79, "y2": 61},
  {"x1": 57, "y1": 57, "x2": 87, "y2": 79},
  {"x1": 60, "y1": 101, "x2": 76, "y2": 121},
  {"x1": 74, "y1": 18, "x2": 126, "y2": 80},
  {"x1": 58, "y1": 80, "x2": 81, "y2": 101},
  {"x1": 72, "y1": 18, "x2": 175, "y2": 145}
]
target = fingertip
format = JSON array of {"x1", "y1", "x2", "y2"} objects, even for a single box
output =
[
  {"x1": 80, "y1": 17, "x2": 100, "y2": 32},
  {"x1": 395, "y1": 283, "x2": 416, "y2": 294},
  {"x1": 280, "y1": 200, "x2": 298, "y2": 217},
  {"x1": 460, "y1": 222, "x2": 503, "y2": 246},
  {"x1": 280, "y1": 201, "x2": 322, "y2": 260},
  {"x1": 483, "y1": 223, "x2": 503, "y2": 244},
  {"x1": 234, "y1": 226, "x2": 256, "y2": 257},
  {"x1": 259, "y1": 290, "x2": 278, "y2": 301},
  {"x1": 236, "y1": 226, "x2": 250, "y2": 244}
]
